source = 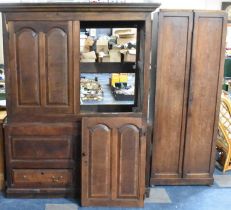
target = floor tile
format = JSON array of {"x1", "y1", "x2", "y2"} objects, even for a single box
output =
[
  {"x1": 214, "y1": 175, "x2": 231, "y2": 187},
  {"x1": 145, "y1": 187, "x2": 171, "y2": 203},
  {"x1": 46, "y1": 204, "x2": 78, "y2": 210}
]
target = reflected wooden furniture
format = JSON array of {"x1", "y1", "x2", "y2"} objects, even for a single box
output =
[
  {"x1": 217, "y1": 95, "x2": 231, "y2": 172},
  {"x1": 0, "y1": 111, "x2": 7, "y2": 190}
]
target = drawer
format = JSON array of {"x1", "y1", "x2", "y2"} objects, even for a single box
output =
[
  {"x1": 11, "y1": 136, "x2": 73, "y2": 160},
  {"x1": 12, "y1": 169, "x2": 73, "y2": 187}
]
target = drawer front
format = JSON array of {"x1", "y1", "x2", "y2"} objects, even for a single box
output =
[
  {"x1": 11, "y1": 136, "x2": 73, "y2": 160},
  {"x1": 12, "y1": 169, "x2": 72, "y2": 187}
]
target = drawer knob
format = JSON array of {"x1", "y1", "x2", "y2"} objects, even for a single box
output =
[{"x1": 23, "y1": 175, "x2": 27, "y2": 179}]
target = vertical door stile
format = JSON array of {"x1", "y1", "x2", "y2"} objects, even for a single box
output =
[
  {"x1": 111, "y1": 126, "x2": 117, "y2": 200},
  {"x1": 73, "y1": 21, "x2": 80, "y2": 115},
  {"x1": 140, "y1": 126, "x2": 146, "y2": 199},
  {"x1": 68, "y1": 21, "x2": 74, "y2": 114},
  {"x1": 39, "y1": 31, "x2": 46, "y2": 108}
]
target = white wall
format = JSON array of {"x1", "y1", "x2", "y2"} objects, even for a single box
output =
[{"x1": 0, "y1": 0, "x2": 228, "y2": 64}]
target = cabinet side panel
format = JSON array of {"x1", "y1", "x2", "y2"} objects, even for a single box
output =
[
  {"x1": 151, "y1": 12, "x2": 192, "y2": 180},
  {"x1": 184, "y1": 13, "x2": 227, "y2": 178}
]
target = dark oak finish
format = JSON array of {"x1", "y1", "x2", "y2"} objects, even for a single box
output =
[
  {"x1": 8, "y1": 21, "x2": 75, "y2": 118},
  {"x1": 151, "y1": 11, "x2": 193, "y2": 183},
  {"x1": 1, "y1": 2, "x2": 226, "y2": 206},
  {"x1": 82, "y1": 117, "x2": 146, "y2": 207},
  {"x1": 183, "y1": 11, "x2": 227, "y2": 181},
  {"x1": 150, "y1": 10, "x2": 227, "y2": 185},
  {"x1": 4, "y1": 123, "x2": 80, "y2": 195},
  {"x1": 0, "y1": 3, "x2": 159, "y2": 12},
  {"x1": 12, "y1": 169, "x2": 72, "y2": 188},
  {"x1": 0, "y1": 3, "x2": 158, "y2": 205}
]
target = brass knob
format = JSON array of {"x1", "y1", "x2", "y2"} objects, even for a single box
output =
[
  {"x1": 51, "y1": 175, "x2": 64, "y2": 183},
  {"x1": 51, "y1": 176, "x2": 59, "y2": 183}
]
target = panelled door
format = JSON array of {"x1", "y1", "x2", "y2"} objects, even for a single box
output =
[
  {"x1": 183, "y1": 12, "x2": 227, "y2": 181},
  {"x1": 151, "y1": 11, "x2": 193, "y2": 184},
  {"x1": 151, "y1": 10, "x2": 227, "y2": 185},
  {"x1": 8, "y1": 21, "x2": 75, "y2": 117},
  {"x1": 81, "y1": 117, "x2": 146, "y2": 207}
]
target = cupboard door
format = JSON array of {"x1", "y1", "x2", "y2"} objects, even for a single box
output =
[
  {"x1": 151, "y1": 11, "x2": 193, "y2": 184},
  {"x1": 42, "y1": 22, "x2": 74, "y2": 114},
  {"x1": 82, "y1": 117, "x2": 145, "y2": 207},
  {"x1": 9, "y1": 22, "x2": 40, "y2": 113},
  {"x1": 183, "y1": 12, "x2": 227, "y2": 181},
  {"x1": 8, "y1": 21, "x2": 75, "y2": 117}
]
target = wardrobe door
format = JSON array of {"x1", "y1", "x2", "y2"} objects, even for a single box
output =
[
  {"x1": 81, "y1": 117, "x2": 145, "y2": 207},
  {"x1": 183, "y1": 12, "x2": 227, "y2": 183},
  {"x1": 8, "y1": 21, "x2": 75, "y2": 119},
  {"x1": 150, "y1": 11, "x2": 193, "y2": 185}
]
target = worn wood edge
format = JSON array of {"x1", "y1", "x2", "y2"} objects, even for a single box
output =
[
  {"x1": 150, "y1": 177, "x2": 214, "y2": 186},
  {"x1": 159, "y1": 9, "x2": 226, "y2": 14},
  {"x1": 0, "y1": 3, "x2": 160, "y2": 12}
]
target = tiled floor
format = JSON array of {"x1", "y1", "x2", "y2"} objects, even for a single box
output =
[{"x1": 1, "y1": 168, "x2": 231, "y2": 210}]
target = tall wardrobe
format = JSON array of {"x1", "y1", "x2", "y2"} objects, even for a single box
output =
[
  {"x1": 0, "y1": 3, "x2": 227, "y2": 208},
  {"x1": 150, "y1": 10, "x2": 227, "y2": 186}
]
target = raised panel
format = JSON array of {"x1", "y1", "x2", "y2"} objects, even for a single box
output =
[
  {"x1": 151, "y1": 12, "x2": 193, "y2": 181},
  {"x1": 11, "y1": 136, "x2": 72, "y2": 160},
  {"x1": 82, "y1": 117, "x2": 144, "y2": 207},
  {"x1": 88, "y1": 124, "x2": 111, "y2": 198},
  {"x1": 117, "y1": 124, "x2": 139, "y2": 198},
  {"x1": 16, "y1": 28, "x2": 40, "y2": 105},
  {"x1": 45, "y1": 28, "x2": 68, "y2": 106},
  {"x1": 8, "y1": 21, "x2": 75, "y2": 120},
  {"x1": 184, "y1": 13, "x2": 227, "y2": 178}
]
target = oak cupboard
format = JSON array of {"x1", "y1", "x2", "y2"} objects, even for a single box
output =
[
  {"x1": 0, "y1": 3, "x2": 159, "y2": 207},
  {"x1": 0, "y1": 3, "x2": 227, "y2": 208},
  {"x1": 150, "y1": 10, "x2": 227, "y2": 185}
]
